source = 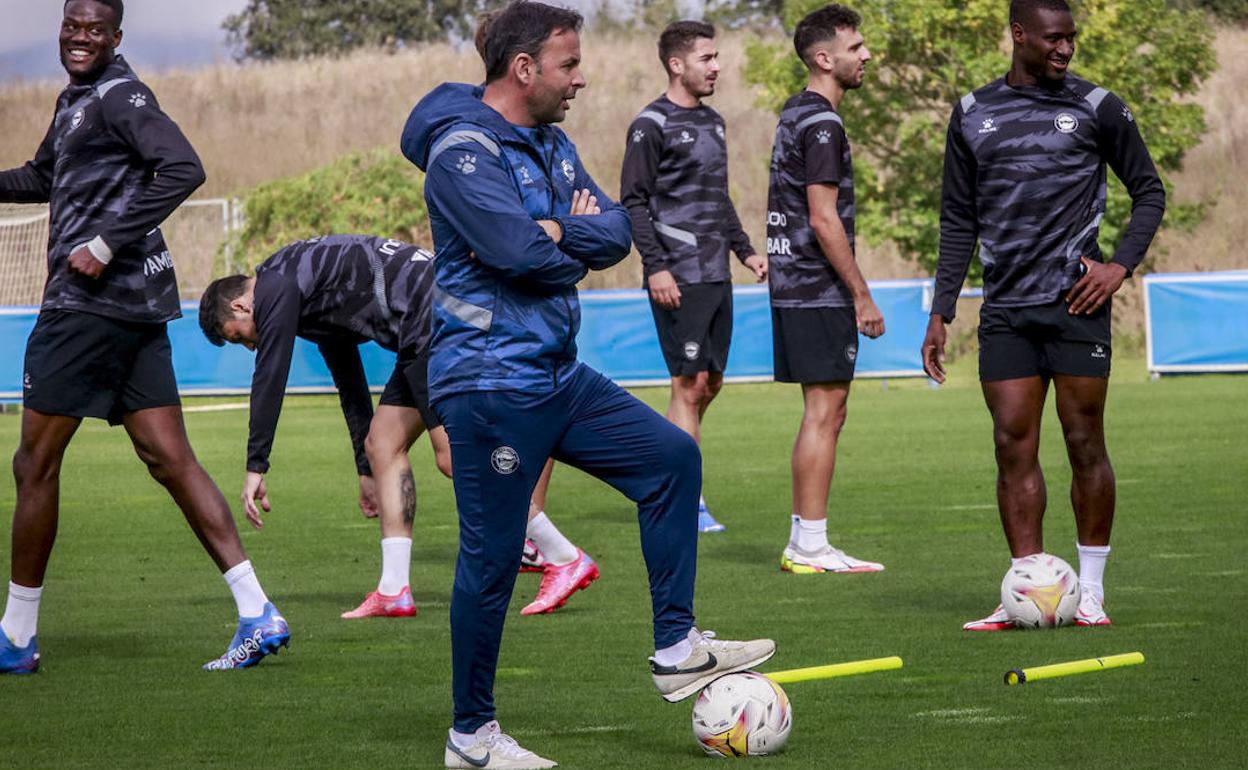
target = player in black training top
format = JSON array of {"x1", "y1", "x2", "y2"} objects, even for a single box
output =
[
  {"x1": 765, "y1": 5, "x2": 886, "y2": 575},
  {"x1": 0, "y1": 0, "x2": 288, "y2": 675},
  {"x1": 922, "y1": 0, "x2": 1165, "y2": 631},
  {"x1": 200, "y1": 235, "x2": 589, "y2": 619},
  {"x1": 620, "y1": 20, "x2": 766, "y2": 534}
]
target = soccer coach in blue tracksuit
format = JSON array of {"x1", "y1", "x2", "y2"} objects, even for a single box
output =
[{"x1": 402, "y1": 3, "x2": 773, "y2": 765}]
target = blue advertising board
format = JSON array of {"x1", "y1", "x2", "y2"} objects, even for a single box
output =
[{"x1": 1144, "y1": 271, "x2": 1248, "y2": 374}]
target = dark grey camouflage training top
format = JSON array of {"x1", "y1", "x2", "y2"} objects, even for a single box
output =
[
  {"x1": 0, "y1": 56, "x2": 204, "y2": 323},
  {"x1": 933, "y1": 74, "x2": 1165, "y2": 321},
  {"x1": 620, "y1": 95, "x2": 755, "y2": 285},
  {"x1": 766, "y1": 90, "x2": 855, "y2": 309},
  {"x1": 247, "y1": 235, "x2": 435, "y2": 475}
]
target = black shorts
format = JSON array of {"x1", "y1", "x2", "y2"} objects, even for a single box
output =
[
  {"x1": 979, "y1": 298, "x2": 1112, "y2": 381},
  {"x1": 378, "y1": 347, "x2": 439, "y2": 429},
  {"x1": 771, "y1": 306, "x2": 858, "y2": 384},
  {"x1": 650, "y1": 281, "x2": 733, "y2": 377},
  {"x1": 23, "y1": 309, "x2": 180, "y2": 425}
]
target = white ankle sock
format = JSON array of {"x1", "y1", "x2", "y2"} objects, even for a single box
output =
[
  {"x1": 526, "y1": 512, "x2": 578, "y2": 566},
  {"x1": 223, "y1": 561, "x2": 269, "y2": 618},
  {"x1": 378, "y1": 537, "x2": 412, "y2": 595},
  {"x1": 1, "y1": 581, "x2": 42, "y2": 647},
  {"x1": 788, "y1": 514, "x2": 800, "y2": 546},
  {"x1": 796, "y1": 517, "x2": 829, "y2": 552},
  {"x1": 653, "y1": 632, "x2": 695, "y2": 667},
  {"x1": 450, "y1": 720, "x2": 500, "y2": 748},
  {"x1": 1077, "y1": 543, "x2": 1111, "y2": 600}
]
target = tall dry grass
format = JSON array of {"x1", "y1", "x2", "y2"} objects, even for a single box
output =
[{"x1": 1, "y1": 28, "x2": 1243, "y2": 302}]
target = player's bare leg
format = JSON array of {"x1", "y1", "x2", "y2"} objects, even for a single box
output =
[
  {"x1": 521, "y1": 459, "x2": 598, "y2": 615},
  {"x1": 1054, "y1": 374, "x2": 1115, "y2": 625},
  {"x1": 122, "y1": 405, "x2": 285, "y2": 669},
  {"x1": 982, "y1": 377, "x2": 1049, "y2": 557},
  {"x1": 782, "y1": 383, "x2": 881, "y2": 573},
  {"x1": 668, "y1": 372, "x2": 725, "y2": 531}
]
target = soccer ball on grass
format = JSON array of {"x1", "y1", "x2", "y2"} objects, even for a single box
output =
[
  {"x1": 691, "y1": 671, "x2": 792, "y2": 757},
  {"x1": 1001, "y1": 553, "x2": 1080, "y2": 628}
]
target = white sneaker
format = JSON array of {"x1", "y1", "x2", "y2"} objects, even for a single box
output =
[
  {"x1": 651, "y1": 630, "x2": 776, "y2": 703},
  {"x1": 780, "y1": 543, "x2": 884, "y2": 574},
  {"x1": 963, "y1": 604, "x2": 1015, "y2": 632},
  {"x1": 444, "y1": 722, "x2": 557, "y2": 769},
  {"x1": 1075, "y1": 592, "x2": 1112, "y2": 627}
]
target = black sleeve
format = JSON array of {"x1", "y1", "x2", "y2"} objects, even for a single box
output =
[
  {"x1": 0, "y1": 117, "x2": 56, "y2": 203},
  {"x1": 801, "y1": 119, "x2": 846, "y2": 186},
  {"x1": 724, "y1": 196, "x2": 756, "y2": 263},
  {"x1": 246, "y1": 275, "x2": 302, "y2": 474},
  {"x1": 317, "y1": 340, "x2": 374, "y2": 477},
  {"x1": 1097, "y1": 93, "x2": 1165, "y2": 276},
  {"x1": 97, "y1": 82, "x2": 206, "y2": 253},
  {"x1": 933, "y1": 105, "x2": 979, "y2": 322},
  {"x1": 619, "y1": 118, "x2": 675, "y2": 276}
]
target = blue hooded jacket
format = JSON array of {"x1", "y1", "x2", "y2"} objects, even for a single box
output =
[{"x1": 400, "y1": 83, "x2": 632, "y2": 399}]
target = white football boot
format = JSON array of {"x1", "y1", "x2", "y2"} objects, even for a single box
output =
[
  {"x1": 1075, "y1": 591, "x2": 1112, "y2": 626},
  {"x1": 780, "y1": 543, "x2": 884, "y2": 574},
  {"x1": 963, "y1": 604, "x2": 1015, "y2": 632}
]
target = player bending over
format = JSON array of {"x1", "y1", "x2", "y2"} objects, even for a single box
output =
[
  {"x1": 923, "y1": 0, "x2": 1165, "y2": 630},
  {"x1": 199, "y1": 235, "x2": 597, "y2": 618},
  {"x1": 0, "y1": 0, "x2": 287, "y2": 674},
  {"x1": 766, "y1": 5, "x2": 887, "y2": 574},
  {"x1": 403, "y1": 2, "x2": 774, "y2": 767}
]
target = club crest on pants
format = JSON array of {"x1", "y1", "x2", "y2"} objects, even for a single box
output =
[
  {"x1": 684, "y1": 341, "x2": 700, "y2": 360},
  {"x1": 845, "y1": 343, "x2": 858, "y2": 363},
  {"x1": 491, "y1": 446, "x2": 520, "y2": 475}
]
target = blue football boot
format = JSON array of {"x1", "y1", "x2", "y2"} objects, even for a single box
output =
[
  {"x1": 202, "y1": 603, "x2": 290, "y2": 670},
  {"x1": 697, "y1": 501, "x2": 726, "y2": 534},
  {"x1": 0, "y1": 633, "x2": 39, "y2": 674}
]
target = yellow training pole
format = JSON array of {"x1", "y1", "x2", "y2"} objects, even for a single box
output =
[
  {"x1": 1005, "y1": 652, "x2": 1145, "y2": 685},
  {"x1": 765, "y1": 656, "x2": 903, "y2": 684}
]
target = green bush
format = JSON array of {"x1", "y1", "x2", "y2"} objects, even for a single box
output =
[
  {"x1": 225, "y1": 148, "x2": 428, "y2": 273},
  {"x1": 744, "y1": 0, "x2": 1216, "y2": 279}
]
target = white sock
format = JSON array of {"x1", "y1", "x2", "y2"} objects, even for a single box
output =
[
  {"x1": 653, "y1": 630, "x2": 697, "y2": 667},
  {"x1": 698, "y1": 494, "x2": 707, "y2": 510},
  {"x1": 788, "y1": 514, "x2": 800, "y2": 546},
  {"x1": 378, "y1": 537, "x2": 412, "y2": 595},
  {"x1": 526, "y1": 512, "x2": 578, "y2": 566},
  {"x1": 796, "y1": 517, "x2": 829, "y2": 552},
  {"x1": 223, "y1": 560, "x2": 269, "y2": 618},
  {"x1": 1077, "y1": 543, "x2": 1111, "y2": 600},
  {"x1": 450, "y1": 720, "x2": 500, "y2": 749},
  {"x1": 1, "y1": 581, "x2": 42, "y2": 647}
]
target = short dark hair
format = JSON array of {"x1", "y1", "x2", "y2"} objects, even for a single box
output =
[
  {"x1": 1009, "y1": 0, "x2": 1072, "y2": 25},
  {"x1": 658, "y1": 20, "x2": 715, "y2": 75},
  {"x1": 198, "y1": 274, "x2": 250, "y2": 347},
  {"x1": 477, "y1": 1, "x2": 584, "y2": 84},
  {"x1": 793, "y1": 4, "x2": 861, "y2": 68},
  {"x1": 64, "y1": 0, "x2": 124, "y2": 28}
]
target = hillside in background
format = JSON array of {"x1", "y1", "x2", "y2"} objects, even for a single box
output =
[{"x1": 1, "y1": 29, "x2": 1243, "y2": 331}]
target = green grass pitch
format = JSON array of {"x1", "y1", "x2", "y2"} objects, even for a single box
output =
[{"x1": 1, "y1": 359, "x2": 1245, "y2": 769}]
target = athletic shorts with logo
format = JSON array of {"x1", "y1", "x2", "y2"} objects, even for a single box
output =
[
  {"x1": 649, "y1": 281, "x2": 733, "y2": 377},
  {"x1": 23, "y1": 309, "x2": 180, "y2": 425},
  {"x1": 978, "y1": 298, "x2": 1111, "y2": 381},
  {"x1": 378, "y1": 347, "x2": 439, "y2": 429},
  {"x1": 771, "y1": 306, "x2": 858, "y2": 383}
]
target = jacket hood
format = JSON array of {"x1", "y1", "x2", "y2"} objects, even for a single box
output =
[{"x1": 401, "y1": 82, "x2": 516, "y2": 171}]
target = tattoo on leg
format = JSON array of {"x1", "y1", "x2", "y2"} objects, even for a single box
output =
[{"x1": 400, "y1": 470, "x2": 416, "y2": 525}]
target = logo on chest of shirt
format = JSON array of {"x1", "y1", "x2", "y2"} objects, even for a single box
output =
[
  {"x1": 678, "y1": 130, "x2": 695, "y2": 144},
  {"x1": 978, "y1": 118, "x2": 999, "y2": 134},
  {"x1": 69, "y1": 109, "x2": 85, "y2": 132},
  {"x1": 1054, "y1": 113, "x2": 1079, "y2": 134},
  {"x1": 815, "y1": 129, "x2": 832, "y2": 144},
  {"x1": 519, "y1": 165, "x2": 536, "y2": 186},
  {"x1": 560, "y1": 158, "x2": 576, "y2": 184}
]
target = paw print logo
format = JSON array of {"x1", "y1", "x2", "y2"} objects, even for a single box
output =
[
  {"x1": 1122, "y1": 106, "x2": 1135, "y2": 123},
  {"x1": 632, "y1": 129, "x2": 645, "y2": 143},
  {"x1": 816, "y1": 129, "x2": 831, "y2": 144},
  {"x1": 715, "y1": 125, "x2": 725, "y2": 140},
  {"x1": 457, "y1": 154, "x2": 477, "y2": 175},
  {"x1": 128, "y1": 92, "x2": 147, "y2": 108}
]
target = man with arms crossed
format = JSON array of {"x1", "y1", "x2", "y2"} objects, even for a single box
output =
[
  {"x1": 0, "y1": 0, "x2": 287, "y2": 674},
  {"x1": 766, "y1": 4, "x2": 886, "y2": 575},
  {"x1": 199, "y1": 235, "x2": 592, "y2": 618},
  {"x1": 923, "y1": 0, "x2": 1165, "y2": 630},
  {"x1": 620, "y1": 20, "x2": 766, "y2": 534},
  {"x1": 403, "y1": 3, "x2": 774, "y2": 766}
]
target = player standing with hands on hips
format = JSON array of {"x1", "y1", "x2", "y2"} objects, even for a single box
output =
[
  {"x1": 402, "y1": 2, "x2": 775, "y2": 766},
  {"x1": 0, "y1": 0, "x2": 288, "y2": 674},
  {"x1": 766, "y1": 5, "x2": 887, "y2": 575},
  {"x1": 923, "y1": 0, "x2": 1165, "y2": 630}
]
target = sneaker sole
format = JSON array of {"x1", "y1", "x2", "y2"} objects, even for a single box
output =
[
  {"x1": 1075, "y1": 617, "x2": 1112, "y2": 627},
  {"x1": 341, "y1": 605, "x2": 418, "y2": 619},
  {"x1": 780, "y1": 556, "x2": 884, "y2": 574},
  {"x1": 963, "y1": 621, "x2": 1015, "y2": 632},
  {"x1": 659, "y1": 647, "x2": 777, "y2": 703},
  {"x1": 521, "y1": 565, "x2": 600, "y2": 616}
]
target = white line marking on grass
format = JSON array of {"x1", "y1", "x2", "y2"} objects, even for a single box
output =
[
  {"x1": 1135, "y1": 621, "x2": 1204, "y2": 629},
  {"x1": 939, "y1": 504, "x2": 997, "y2": 510},
  {"x1": 1154, "y1": 553, "x2": 1198, "y2": 559},
  {"x1": 1122, "y1": 712, "x2": 1196, "y2": 723},
  {"x1": 518, "y1": 725, "x2": 634, "y2": 737},
  {"x1": 915, "y1": 708, "x2": 988, "y2": 719},
  {"x1": 1205, "y1": 570, "x2": 1242, "y2": 577},
  {"x1": 183, "y1": 402, "x2": 249, "y2": 413},
  {"x1": 1048, "y1": 696, "x2": 1106, "y2": 705}
]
